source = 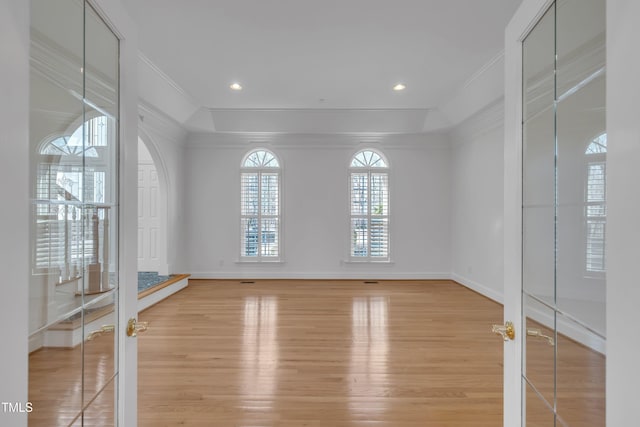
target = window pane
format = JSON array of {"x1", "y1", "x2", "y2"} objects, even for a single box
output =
[
  {"x1": 585, "y1": 160, "x2": 606, "y2": 272},
  {"x1": 586, "y1": 220, "x2": 605, "y2": 272},
  {"x1": 260, "y1": 218, "x2": 279, "y2": 257},
  {"x1": 243, "y1": 150, "x2": 279, "y2": 168},
  {"x1": 350, "y1": 150, "x2": 387, "y2": 168},
  {"x1": 351, "y1": 218, "x2": 368, "y2": 257},
  {"x1": 370, "y1": 218, "x2": 389, "y2": 258},
  {"x1": 261, "y1": 173, "x2": 279, "y2": 216},
  {"x1": 350, "y1": 173, "x2": 368, "y2": 215},
  {"x1": 241, "y1": 217, "x2": 259, "y2": 257},
  {"x1": 371, "y1": 173, "x2": 388, "y2": 216},
  {"x1": 241, "y1": 173, "x2": 259, "y2": 215},
  {"x1": 587, "y1": 163, "x2": 606, "y2": 203}
]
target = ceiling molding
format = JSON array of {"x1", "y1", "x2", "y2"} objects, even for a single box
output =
[
  {"x1": 449, "y1": 98, "x2": 505, "y2": 146},
  {"x1": 460, "y1": 49, "x2": 506, "y2": 92},
  {"x1": 186, "y1": 131, "x2": 450, "y2": 150},
  {"x1": 137, "y1": 53, "x2": 200, "y2": 125},
  {"x1": 138, "y1": 101, "x2": 188, "y2": 145},
  {"x1": 138, "y1": 53, "x2": 197, "y2": 103},
  {"x1": 207, "y1": 108, "x2": 431, "y2": 134},
  {"x1": 439, "y1": 51, "x2": 506, "y2": 128}
]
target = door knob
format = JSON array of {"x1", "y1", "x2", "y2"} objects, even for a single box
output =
[
  {"x1": 527, "y1": 328, "x2": 555, "y2": 346},
  {"x1": 126, "y1": 317, "x2": 148, "y2": 337},
  {"x1": 87, "y1": 324, "x2": 115, "y2": 341},
  {"x1": 492, "y1": 321, "x2": 515, "y2": 341}
]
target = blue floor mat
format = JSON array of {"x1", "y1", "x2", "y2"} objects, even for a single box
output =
[{"x1": 138, "y1": 271, "x2": 172, "y2": 293}]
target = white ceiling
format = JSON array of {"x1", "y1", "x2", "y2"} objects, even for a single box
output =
[{"x1": 124, "y1": 0, "x2": 523, "y2": 134}]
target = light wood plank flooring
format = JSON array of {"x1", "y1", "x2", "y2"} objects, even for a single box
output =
[
  {"x1": 138, "y1": 279, "x2": 506, "y2": 426},
  {"x1": 27, "y1": 279, "x2": 605, "y2": 426}
]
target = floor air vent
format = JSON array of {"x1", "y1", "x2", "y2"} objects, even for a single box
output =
[
  {"x1": 240, "y1": 281, "x2": 255, "y2": 284},
  {"x1": 363, "y1": 281, "x2": 379, "y2": 284}
]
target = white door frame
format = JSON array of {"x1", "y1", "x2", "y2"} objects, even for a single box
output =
[
  {"x1": 605, "y1": 0, "x2": 640, "y2": 424},
  {"x1": 503, "y1": 0, "x2": 555, "y2": 425},
  {"x1": 0, "y1": 1, "x2": 138, "y2": 426},
  {"x1": 89, "y1": 1, "x2": 140, "y2": 425},
  {"x1": 0, "y1": 1, "x2": 30, "y2": 425}
]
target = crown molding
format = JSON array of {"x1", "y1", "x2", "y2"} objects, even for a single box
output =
[
  {"x1": 138, "y1": 53, "x2": 198, "y2": 104},
  {"x1": 138, "y1": 101, "x2": 188, "y2": 145},
  {"x1": 186, "y1": 132, "x2": 450, "y2": 150},
  {"x1": 449, "y1": 98, "x2": 505, "y2": 146}
]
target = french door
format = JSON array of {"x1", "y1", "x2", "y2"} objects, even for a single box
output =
[
  {"x1": 504, "y1": 0, "x2": 606, "y2": 425},
  {"x1": 28, "y1": 0, "x2": 138, "y2": 425}
]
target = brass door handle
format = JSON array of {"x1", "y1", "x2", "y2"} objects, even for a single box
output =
[
  {"x1": 126, "y1": 317, "x2": 148, "y2": 337},
  {"x1": 492, "y1": 321, "x2": 515, "y2": 341},
  {"x1": 87, "y1": 324, "x2": 115, "y2": 341},
  {"x1": 527, "y1": 328, "x2": 555, "y2": 346}
]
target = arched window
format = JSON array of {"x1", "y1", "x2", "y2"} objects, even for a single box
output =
[
  {"x1": 240, "y1": 149, "x2": 281, "y2": 259},
  {"x1": 585, "y1": 133, "x2": 606, "y2": 273},
  {"x1": 349, "y1": 149, "x2": 389, "y2": 260},
  {"x1": 35, "y1": 115, "x2": 113, "y2": 273}
]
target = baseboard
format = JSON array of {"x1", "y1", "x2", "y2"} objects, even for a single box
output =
[
  {"x1": 527, "y1": 305, "x2": 606, "y2": 355},
  {"x1": 138, "y1": 275, "x2": 189, "y2": 312},
  {"x1": 450, "y1": 273, "x2": 504, "y2": 304},
  {"x1": 188, "y1": 271, "x2": 451, "y2": 280}
]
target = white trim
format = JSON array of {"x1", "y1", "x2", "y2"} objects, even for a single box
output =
[
  {"x1": 606, "y1": 1, "x2": 640, "y2": 423},
  {"x1": 342, "y1": 259, "x2": 395, "y2": 265},
  {"x1": 504, "y1": 1, "x2": 557, "y2": 426},
  {"x1": 235, "y1": 260, "x2": 286, "y2": 265},
  {"x1": 137, "y1": 277, "x2": 189, "y2": 312},
  {"x1": 525, "y1": 302, "x2": 606, "y2": 355},
  {"x1": 188, "y1": 271, "x2": 451, "y2": 280},
  {"x1": 186, "y1": 132, "x2": 451, "y2": 150},
  {"x1": 451, "y1": 273, "x2": 504, "y2": 304},
  {"x1": 88, "y1": 1, "x2": 140, "y2": 426},
  {"x1": 138, "y1": 53, "x2": 196, "y2": 103},
  {"x1": 0, "y1": 2, "x2": 29, "y2": 421}
]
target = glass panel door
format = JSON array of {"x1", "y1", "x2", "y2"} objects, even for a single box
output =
[
  {"x1": 29, "y1": 1, "x2": 120, "y2": 425},
  {"x1": 521, "y1": 0, "x2": 606, "y2": 424}
]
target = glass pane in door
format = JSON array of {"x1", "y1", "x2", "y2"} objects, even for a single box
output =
[
  {"x1": 555, "y1": 0, "x2": 606, "y2": 425},
  {"x1": 522, "y1": 0, "x2": 606, "y2": 424},
  {"x1": 555, "y1": 313, "x2": 605, "y2": 426},
  {"x1": 523, "y1": 295, "x2": 555, "y2": 408},
  {"x1": 81, "y1": 378, "x2": 116, "y2": 427},
  {"x1": 555, "y1": 0, "x2": 606, "y2": 334},
  {"x1": 29, "y1": 0, "x2": 85, "y2": 425},
  {"x1": 522, "y1": 5, "x2": 556, "y2": 304},
  {"x1": 83, "y1": 3, "x2": 120, "y2": 423},
  {"x1": 525, "y1": 381, "x2": 555, "y2": 427},
  {"x1": 29, "y1": 1, "x2": 120, "y2": 425},
  {"x1": 522, "y1": 4, "x2": 556, "y2": 423}
]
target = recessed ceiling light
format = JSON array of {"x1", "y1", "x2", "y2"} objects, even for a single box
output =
[
  {"x1": 393, "y1": 83, "x2": 406, "y2": 91},
  {"x1": 230, "y1": 82, "x2": 243, "y2": 91}
]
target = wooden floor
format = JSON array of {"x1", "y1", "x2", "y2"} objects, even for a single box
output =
[
  {"x1": 138, "y1": 279, "x2": 506, "y2": 427},
  {"x1": 27, "y1": 279, "x2": 605, "y2": 426}
]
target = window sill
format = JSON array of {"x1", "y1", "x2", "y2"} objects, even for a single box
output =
[
  {"x1": 235, "y1": 259, "x2": 285, "y2": 265},
  {"x1": 342, "y1": 259, "x2": 395, "y2": 265}
]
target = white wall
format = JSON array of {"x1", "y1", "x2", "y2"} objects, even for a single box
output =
[
  {"x1": 184, "y1": 133, "x2": 451, "y2": 279},
  {"x1": 0, "y1": 0, "x2": 29, "y2": 425},
  {"x1": 450, "y1": 101, "x2": 505, "y2": 302},
  {"x1": 606, "y1": 0, "x2": 640, "y2": 424},
  {"x1": 138, "y1": 105, "x2": 188, "y2": 274}
]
